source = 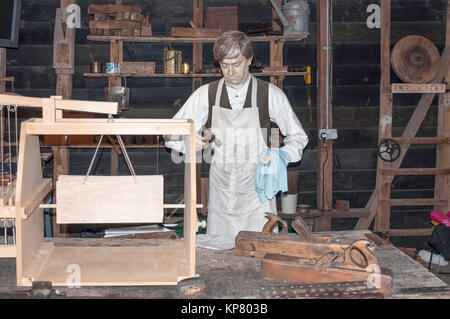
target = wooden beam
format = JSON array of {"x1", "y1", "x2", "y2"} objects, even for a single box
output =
[
  {"x1": 315, "y1": 0, "x2": 333, "y2": 231},
  {"x1": 434, "y1": 0, "x2": 450, "y2": 216},
  {"x1": 381, "y1": 199, "x2": 448, "y2": 206},
  {"x1": 192, "y1": 0, "x2": 203, "y2": 91},
  {"x1": 385, "y1": 229, "x2": 434, "y2": 237},
  {"x1": 393, "y1": 137, "x2": 450, "y2": 144},
  {"x1": 88, "y1": 4, "x2": 141, "y2": 14},
  {"x1": 380, "y1": 168, "x2": 450, "y2": 175},
  {"x1": 171, "y1": 27, "x2": 221, "y2": 38},
  {"x1": 109, "y1": 39, "x2": 122, "y2": 87},
  {"x1": 0, "y1": 48, "x2": 5, "y2": 93}
]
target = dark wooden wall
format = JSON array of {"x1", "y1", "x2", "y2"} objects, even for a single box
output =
[{"x1": 4, "y1": 0, "x2": 447, "y2": 231}]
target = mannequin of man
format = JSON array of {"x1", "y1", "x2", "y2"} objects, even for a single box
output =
[{"x1": 165, "y1": 31, "x2": 308, "y2": 238}]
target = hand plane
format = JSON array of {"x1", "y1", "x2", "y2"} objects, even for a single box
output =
[{"x1": 235, "y1": 213, "x2": 393, "y2": 297}]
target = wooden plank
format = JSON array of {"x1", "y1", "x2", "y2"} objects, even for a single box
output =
[
  {"x1": 83, "y1": 71, "x2": 308, "y2": 78},
  {"x1": 391, "y1": 83, "x2": 446, "y2": 94},
  {"x1": 55, "y1": 99, "x2": 118, "y2": 115},
  {"x1": 380, "y1": 168, "x2": 450, "y2": 175},
  {"x1": 24, "y1": 121, "x2": 192, "y2": 136},
  {"x1": 56, "y1": 175, "x2": 164, "y2": 224},
  {"x1": 16, "y1": 207, "x2": 45, "y2": 286},
  {"x1": 393, "y1": 137, "x2": 450, "y2": 144},
  {"x1": 23, "y1": 179, "x2": 52, "y2": 218},
  {"x1": 88, "y1": 4, "x2": 141, "y2": 14},
  {"x1": 87, "y1": 35, "x2": 307, "y2": 43},
  {"x1": 27, "y1": 243, "x2": 189, "y2": 286},
  {"x1": 0, "y1": 245, "x2": 16, "y2": 258},
  {"x1": 385, "y1": 228, "x2": 434, "y2": 237},
  {"x1": 183, "y1": 124, "x2": 197, "y2": 277},
  {"x1": 15, "y1": 133, "x2": 45, "y2": 219},
  {"x1": 171, "y1": 27, "x2": 221, "y2": 38},
  {"x1": 381, "y1": 199, "x2": 448, "y2": 206},
  {"x1": 89, "y1": 20, "x2": 142, "y2": 31},
  {"x1": 0, "y1": 94, "x2": 44, "y2": 108}
]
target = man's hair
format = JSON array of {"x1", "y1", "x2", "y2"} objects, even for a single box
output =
[{"x1": 213, "y1": 30, "x2": 254, "y2": 61}]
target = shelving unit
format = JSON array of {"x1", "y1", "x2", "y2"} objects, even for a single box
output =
[
  {"x1": 84, "y1": 34, "x2": 309, "y2": 90},
  {"x1": 83, "y1": 71, "x2": 309, "y2": 78}
]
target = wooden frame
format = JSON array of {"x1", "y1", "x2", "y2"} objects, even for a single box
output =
[
  {"x1": 355, "y1": 0, "x2": 450, "y2": 236},
  {"x1": 0, "y1": 94, "x2": 199, "y2": 287}
]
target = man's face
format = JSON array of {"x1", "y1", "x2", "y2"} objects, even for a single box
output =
[{"x1": 220, "y1": 54, "x2": 252, "y2": 88}]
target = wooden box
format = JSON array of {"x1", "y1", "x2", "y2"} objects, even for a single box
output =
[
  {"x1": 205, "y1": 6, "x2": 238, "y2": 32},
  {"x1": 121, "y1": 62, "x2": 155, "y2": 75}
]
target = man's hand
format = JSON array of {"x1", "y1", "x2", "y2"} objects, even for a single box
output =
[{"x1": 195, "y1": 132, "x2": 207, "y2": 151}]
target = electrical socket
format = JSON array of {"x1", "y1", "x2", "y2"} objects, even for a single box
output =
[{"x1": 319, "y1": 129, "x2": 338, "y2": 140}]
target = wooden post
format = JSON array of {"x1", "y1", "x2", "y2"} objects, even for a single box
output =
[
  {"x1": 0, "y1": 48, "x2": 5, "y2": 93},
  {"x1": 434, "y1": 0, "x2": 450, "y2": 215},
  {"x1": 270, "y1": 39, "x2": 285, "y2": 88},
  {"x1": 192, "y1": 0, "x2": 203, "y2": 91},
  {"x1": 52, "y1": 146, "x2": 69, "y2": 238},
  {"x1": 109, "y1": 39, "x2": 122, "y2": 87},
  {"x1": 270, "y1": 0, "x2": 284, "y2": 88},
  {"x1": 111, "y1": 148, "x2": 119, "y2": 176},
  {"x1": 315, "y1": 0, "x2": 333, "y2": 231},
  {"x1": 375, "y1": 0, "x2": 392, "y2": 233}
]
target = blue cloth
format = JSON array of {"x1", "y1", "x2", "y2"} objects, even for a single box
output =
[{"x1": 254, "y1": 148, "x2": 290, "y2": 203}]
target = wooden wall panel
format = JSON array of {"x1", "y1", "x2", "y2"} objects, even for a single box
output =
[{"x1": 5, "y1": 0, "x2": 448, "y2": 232}]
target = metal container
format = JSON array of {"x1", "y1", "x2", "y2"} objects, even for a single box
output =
[
  {"x1": 90, "y1": 61, "x2": 103, "y2": 73},
  {"x1": 104, "y1": 86, "x2": 130, "y2": 111},
  {"x1": 164, "y1": 49, "x2": 182, "y2": 74},
  {"x1": 269, "y1": 0, "x2": 310, "y2": 36},
  {"x1": 105, "y1": 62, "x2": 121, "y2": 74},
  {"x1": 182, "y1": 62, "x2": 190, "y2": 74}
]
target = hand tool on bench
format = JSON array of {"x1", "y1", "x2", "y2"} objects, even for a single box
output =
[
  {"x1": 262, "y1": 239, "x2": 393, "y2": 298},
  {"x1": 235, "y1": 213, "x2": 393, "y2": 297}
]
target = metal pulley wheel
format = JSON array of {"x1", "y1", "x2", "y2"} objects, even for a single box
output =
[
  {"x1": 378, "y1": 139, "x2": 401, "y2": 162},
  {"x1": 391, "y1": 35, "x2": 441, "y2": 84}
]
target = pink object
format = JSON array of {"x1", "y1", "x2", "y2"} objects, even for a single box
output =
[{"x1": 430, "y1": 210, "x2": 450, "y2": 228}]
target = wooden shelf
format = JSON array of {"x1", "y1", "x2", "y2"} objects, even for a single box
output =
[
  {"x1": 84, "y1": 71, "x2": 309, "y2": 78},
  {"x1": 87, "y1": 34, "x2": 308, "y2": 43}
]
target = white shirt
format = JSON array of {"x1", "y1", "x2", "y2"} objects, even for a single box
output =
[{"x1": 164, "y1": 77, "x2": 309, "y2": 162}]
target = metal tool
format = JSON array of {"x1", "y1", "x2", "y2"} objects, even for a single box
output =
[{"x1": 378, "y1": 138, "x2": 401, "y2": 162}]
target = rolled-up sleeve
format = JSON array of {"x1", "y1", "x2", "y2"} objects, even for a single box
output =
[
  {"x1": 268, "y1": 84, "x2": 309, "y2": 163},
  {"x1": 164, "y1": 84, "x2": 209, "y2": 153}
]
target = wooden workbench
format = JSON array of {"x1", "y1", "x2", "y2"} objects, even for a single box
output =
[{"x1": 0, "y1": 230, "x2": 447, "y2": 299}]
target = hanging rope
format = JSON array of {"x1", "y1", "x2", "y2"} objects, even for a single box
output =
[
  {"x1": 83, "y1": 114, "x2": 137, "y2": 184},
  {"x1": 6, "y1": 106, "x2": 12, "y2": 186},
  {"x1": 14, "y1": 105, "x2": 18, "y2": 158}
]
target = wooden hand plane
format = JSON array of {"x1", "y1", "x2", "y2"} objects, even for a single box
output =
[{"x1": 235, "y1": 213, "x2": 393, "y2": 297}]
